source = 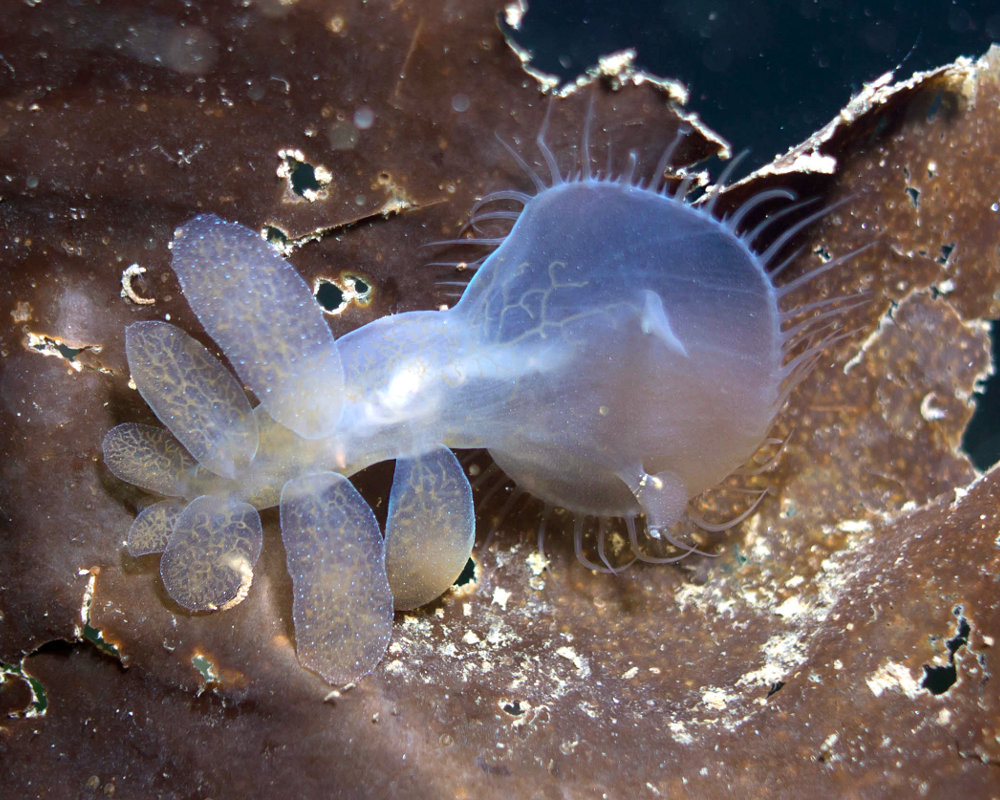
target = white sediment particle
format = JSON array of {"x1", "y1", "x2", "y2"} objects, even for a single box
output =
[
  {"x1": 737, "y1": 631, "x2": 808, "y2": 689},
  {"x1": 920, "y1": 392, "x2": 948, "y2": 421},
  {"x1": 559, "y1": 738, "x2": 580, "y2": 755},
  {"x1": 462, "y1": 630, "x2": 481, "y2": 645},
  {"x1": 121, "y1": 264, "x2": 156, "y2": 305},
  {"x1": 485, "y1": 621, "x2": 509, "y2": 646},
  {"x1": 75, "y1": 567, "x2": 97, "y2": 639},
  {"x1": 673, "y1": 582, "x2": 737, "y2": 617},
  {"x1": 746, "y1": 536, "x2": 773, "y2": 562},
  {"x1": 668, "y1": 720, "x2": 694, "y2": 745},
  {"x1": 526, "y1": 552, "x2": 548, "y2": 575},
  {"x1": 955, "y1": 485, "x2": 975, "y2": 509},
  {"x1": 491, "y1": 586, "x2": 511, "y2": 610},
  {"x1": 716, "y1": 597, "x2": 737, "y2": 615},
  {"x1": 526, "y1": 551, "x2": 548, "y2": 590},
  {"x1": 597, "y1": 50, "x2": 636, "y2": 78},
  {"x1": 819, "y1": 732, "x2": 839, "y2": 761},
  {"x1": 701, "y1": 689, "x2": 732, "y2": 710},
  {"x1": 555, "y1": 646, "x2": 590, "y2": 679},
  {"x1": 774, "y1": 150, "x2": 837, "y2": 174},
  {"x1": 774, "y1": 596, "x2": 811, "y2": 620},
  {"x1": 843, "y1": 314, "x2": 890, "y2": 373},
  {"x1": 866, "y1": 660, "x2": 921, "y2": 698},
  {"x1": 399, "y1": 613, "x2": 434, "y2": 636},
  {"x1": 11, "y1": 299, "x2": 32, "y2": 323},
  {"x1": 503, "y1": 1, "x2": 526, "y2": 28},
  {"x1": 672, "y1": 582, "x2": 703, "y2": 612}
]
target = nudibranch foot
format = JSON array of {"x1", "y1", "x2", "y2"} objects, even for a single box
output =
[{"x1": 628, "y1": 468, "x2": 689, "y2": 534}]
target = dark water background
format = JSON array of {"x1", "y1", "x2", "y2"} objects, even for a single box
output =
[
  {"x1": 509, "y1": 0, "x2": 1000, "y2": 469},
  {"x1": 508, "y1": 0, "x2": 999, "y2": 163}
]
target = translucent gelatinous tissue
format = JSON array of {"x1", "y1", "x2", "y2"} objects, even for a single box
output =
[
  {"x1": 103, "y1": 105, "x2": 863, "y2": 683},
  {"x1": 169, "y1": 215, "x2": 345, "y2": 441},
  {"x1": 125, "y1": 321, "x2": 258, "y2": 479},
  {"x1": 126, "y1": 499, "x2": 186, "y2": 557},
  {"x1": 103, "y1": 422, "x2": 197, "y2": 497},
  {"x1": 159, "y1": 494, "x2": 263, "y2": 612},
  {"x1": 280, "y1": 472, "x2": 393, "y2": 684},
  {"x1": 385, "y1": 446, "x2": 475, "y2": 610}
]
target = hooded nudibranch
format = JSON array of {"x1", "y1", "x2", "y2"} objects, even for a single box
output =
[{"x1": 103, "y1": 115, "x2": 858, "y2": 685}]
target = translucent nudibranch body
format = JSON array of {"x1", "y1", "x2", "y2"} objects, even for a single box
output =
[{"x1": 105, "y1": 138, "x2": 848, "y2": 684}]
